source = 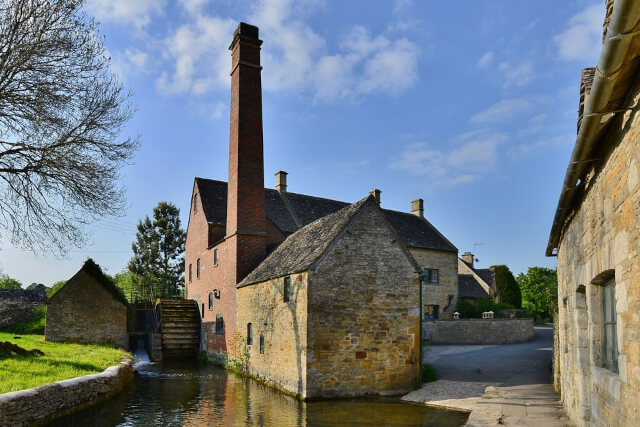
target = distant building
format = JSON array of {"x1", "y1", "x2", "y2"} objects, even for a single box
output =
[
  {"x1": 45, "y1": 259, "x2": 129, "y2": 348},
  {"x1": 185, "y1": 22, "x2": 459, "y2": 398},
  {"x1": 546, "y1": 0, "x2": 640, "y2": 424},
  {"x1": 457, "y1": 252, "x2": 495, "y2": 303}
]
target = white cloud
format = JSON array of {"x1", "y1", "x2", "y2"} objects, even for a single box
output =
[
  {"x1": 179, "y1": 0, "x2": 209, "y2": 16},
  {"x1": 388, "y1": 131, "x2": 507, "y2": 186},
  {"x1": 86, "y1": 0, "x2": 166, "y2": 29},
  {"x1": 498, "y1": 60, "x2": 535, "y2": 88},
  {"x1": 477, "y1": 51, "x2": 494, "y2": 69},
  {"x1": 554, "y1": 4, "x2": 604, "y2": 62},
  {"x1": 470, "y1": 98, "x2": 533, "y2": 124},
  {"x1": 109, "y1": 48, "x2": 150, "y2": 80}
]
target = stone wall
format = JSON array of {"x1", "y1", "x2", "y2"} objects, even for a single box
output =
[
  {"x1": 423, "y1": 319, "x2": 534, "y2": 345},
  {"x1": 45, "y1": 270, "x2": 128, "y2": 349},
  {"x1": 555, "y1": 79, "x2": 640, "y2": 425},
  {"x1": 409, "y1": 248, "x2": 458, "y2": 319},
  {"x1": 236, "y1": 272, "x2": 308, "y2": 397},
  {"x1": 0, "y1": 290, "x2": 47, "y2": 329},
  {"x1": 307, "y1": 203, "x2": 420, "y2": 398},
  {"x1": 0, "y1": 360, "x2": 132, "y2": 426}
]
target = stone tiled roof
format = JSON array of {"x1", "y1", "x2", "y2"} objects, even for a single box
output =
[
  {"x1": 475, "y1": 268, "x2": 495, "y2": 288},
  {"x1": 237, "y1": 197, "x2": 371, "y2": 287},
  {"x1": 194, "y1": 177, "x2": 457, "y2": 252},
  {"x1": 458, "y1": 274, "x2": 491, "y2": 299}
]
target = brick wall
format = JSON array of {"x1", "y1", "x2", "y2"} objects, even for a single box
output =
[
  {"x1": 409, "y1": 248, "x2": 458, "y2": 320},
  {"x1": 306, "y1": 203, "x2": 420, "y2": 398},
  {"x1": 556, "y1": 78, "x2": 640, "y2": 425},
  {"x1": 236, "y1": 272, "x2": 308, "y2": 397},
  {"x1": 45, "y1": 270, "x2": 128, "y2": 348}
]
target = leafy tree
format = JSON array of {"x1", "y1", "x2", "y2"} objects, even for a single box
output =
[
  {"x1": 112, "y1": 269, "x2": 138, "y2": 303},
  {"x1": 48, "y1": 280, "x2": 66, "y2": 297},
  {"x1": 0, "y1": 274, "x2": 21, "y2": 289},
  {"x1": 0, "y1": 0, "x2": 138, "y2": 254},
  {"x1": 517, "y1": 267, "x2": 557, "y2": 321},
  {"x1": 491, "y1": 265, "x2": 522, "y2": 309},
  {"x1": 128, "y1": 202, "x2": 186, "y2": 300},
  {"x1": 26, "y1": 283, "x2": 47, "y2": 293}
]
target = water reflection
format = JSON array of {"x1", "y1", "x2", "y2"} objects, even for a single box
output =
[{"x1": 50, "y1": 361, "x2": 468, "y2": 426}]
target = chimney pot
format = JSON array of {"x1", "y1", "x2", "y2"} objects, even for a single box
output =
[
  {"x1": 369, "y1": 189, "x2": 381, "y2": 205},
  {"x1": 411, "y1": 198, "x2": 424, "y2": 218},
  {"x1": 275, "y1": 171, "x2": 288, "y2": 193},
  {"x1": 462, "y1": 252, "x2": 474, "y2": 269}
]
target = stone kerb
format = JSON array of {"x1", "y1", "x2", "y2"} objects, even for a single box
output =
[
  {"x1": 423, "y1": 318, "x2": 534, "y2": 345},
  {"x1": 0, "y1": 359, "x2": 133, "y2": 426}
]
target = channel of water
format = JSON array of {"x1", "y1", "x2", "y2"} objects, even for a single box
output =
[{"x1": 50, "y1": 346, "x2": 469, "y2": 426}]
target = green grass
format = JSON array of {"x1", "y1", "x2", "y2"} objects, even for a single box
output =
[{"x1": 0, "y1": 333, "x2": 128, "y2": 394}]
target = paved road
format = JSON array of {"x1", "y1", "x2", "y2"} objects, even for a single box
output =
[
  {"x1": 425, "y1": 326, "x2": 554, "y2": 386},
  {"x1": 403, "y1": 327, "x2": 569, "y2": 426}
]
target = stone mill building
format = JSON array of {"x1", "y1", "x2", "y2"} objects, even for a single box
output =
[
  {"x1": 546, "y1": 0, "x2": 640, "y2": 424},
  {"x1": 185, "y1": 23, "x2": 460, "y2": 398}
]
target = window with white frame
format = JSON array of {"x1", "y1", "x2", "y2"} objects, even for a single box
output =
[{"x1": 423, "y1": 268, "x2": 439, "y2": 284}]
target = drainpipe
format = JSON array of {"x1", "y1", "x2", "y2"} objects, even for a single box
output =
[
  {"x1": 547, "y1": 0, "x2": 640, "y2": 256},
  {"x1": 418, "y1": 272, "x2": 424, "y2": 384}
]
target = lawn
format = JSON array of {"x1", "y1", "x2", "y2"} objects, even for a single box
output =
[{"x1": 0, "y1": 333, "x2": 128, "y2": 394}]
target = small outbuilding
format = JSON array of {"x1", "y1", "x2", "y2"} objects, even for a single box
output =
[{"x1": 45, "y1": 259, "x2": 129, "y2": 348}]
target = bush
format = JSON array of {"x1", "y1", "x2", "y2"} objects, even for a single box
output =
[
  {"x1": 456, "y1": 299, "x2": 515, "y2": 319},
  {"x1": 422, "y1": 364, "x2": 439, "y2": 383},
  {"x1": 491, "y1": 265, "x2": 522, "y2": 309}
]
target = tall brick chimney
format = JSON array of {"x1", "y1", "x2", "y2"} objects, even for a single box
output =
[{"x1": 226, "y1": 22, "x2": 267, "y2": 282}]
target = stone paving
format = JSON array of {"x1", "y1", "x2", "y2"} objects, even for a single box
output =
[{"x1": 402, "y1": 327, "x2": 569, "y2": 426}]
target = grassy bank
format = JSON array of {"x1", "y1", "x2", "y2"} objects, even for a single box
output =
[{"x1": 0, "y1": 333, "x2": 127, "y2": 394}]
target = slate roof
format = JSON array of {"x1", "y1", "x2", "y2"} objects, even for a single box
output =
[
  {"x1": 237, "y1": 197, "x2": 371, "y2": 287},
  {"x1": 194, "y1": 177, "x2": 457, "y2": 252},
  {"x1": 458, "y1": 274, "x2": 491, "y2": 299},
  {"x1": 475, "y1": 268, "x2": 495, "y2": 288}
]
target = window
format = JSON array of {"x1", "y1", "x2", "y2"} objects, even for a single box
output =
[
  {"x1": 194, "y1": 193, "x2": 199, "y2": 212},
  {"x1": 209, "y1": 292, "x2": 214, "y2": 311},
  {"x1": 214, "y1": 248, "x2": 219, "y2": 266},
  {"x1": 602, "y1": 278, "x2": 618, "y2": 373},
  {"x1": 215, "y1": 315, "x2": 224, "y2": 334},
  {"x1": 197, "y1": 258, "x2": 201, "y2": 279},
  {"x1": 283, "y1": 276, "x2": 290, "y2": 302},
  {"x1": 259, "y1": 334, "x2": 265, "y2": 354},
  {"x1": 201, "y1": 303, "x2": 204, "y2": 319},
  {"x1": 247, "y1": 323, "x2": 253, "y2": 346},
  {"x1": 188, "y1": 264, "x2": 192, "y2": 283},
  {"x1": 424, "y1": 304, "x2": 439, "y2": 320},
  {"x1": 423, "y1": 268, "x2": 439, "y2": 284}
]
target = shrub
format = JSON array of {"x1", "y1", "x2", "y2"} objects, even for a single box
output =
[
  {"x1": 491, "y1": 265, "x2": 522, "y2": 309},
  {"x1": 422, "y1": 364, "x2": 439, "y2": 383},
  {"x1": 456, "y1": 299, "x2": 515, "y2": 319}
]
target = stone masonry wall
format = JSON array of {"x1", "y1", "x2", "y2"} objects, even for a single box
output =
[
  {"x1": 409, "y1": 248, "x2": 458, "y2": 320},
  {"x1": 236, "y1": 272, "x2": 308, "y2": 397},
  {"x1": 0, "y1": 360, "x2": 132, "y2": 426},
  {"x1": 556, "y1": 78, "x2": 640, "y2": 425},
  {"x1": 423, "y1": 319, "x2": 533, "y2": 345},
  {"x1": 45, "y1": 271, "x2": 128, "y2": 349},
  {"x1": 307, "y1": 203, "x2": 420, "y2": 398}
]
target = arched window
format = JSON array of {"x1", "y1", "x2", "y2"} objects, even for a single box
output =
[
  {"x1": 201, "y1": 303, "x2": 204, "y2": 319},
  {"x1": 194, "y1": 193, "x2": 199, "y2": 212},
  {"x1": 259, "y1": 334, "x2": 265, "y2": 354},
  {"x1": 209, "y1": 292, "x2": 214, "y2": 310},
  {"x1": 247, "y1": 323, "x2": 253, "y2": 345},
  {"x1": 602, "y1": 278, "x2": 618, "y2": 372}
]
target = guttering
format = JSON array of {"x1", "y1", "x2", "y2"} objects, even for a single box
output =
[{"x1": 546, "y1": 0, "x2": 640, "y2": 256}]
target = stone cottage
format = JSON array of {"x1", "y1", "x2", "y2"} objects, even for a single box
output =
[
  {"x1": 45, "y1": 259, "x2": 129, "y2": 348},
  {"x1": 185, "y1": 22, "x2": 459, "y2": 396},
  {"x1": 457, "y1": 252, "x2": 495, "y2": 303},
  {"x1": 546, "y1": 0, "x2": 640, "y2": 424},
  {"x1": 236, "y1": 196, "x2": 421, "y2": 399}
]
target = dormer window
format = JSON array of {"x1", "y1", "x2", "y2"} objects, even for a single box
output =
[{"x1": 194, "y1": 193, "x2": 199, "y2": 212}]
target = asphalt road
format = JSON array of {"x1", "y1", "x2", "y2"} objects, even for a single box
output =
[{"x1": 424, "y1": 326, "x2": 554, "y2": 386}]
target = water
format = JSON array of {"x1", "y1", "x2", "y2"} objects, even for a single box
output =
[
  {"x1": 131, "y1": 339, "x2": 152, "y2": 371},
  {"x1": 50, "y1": 361, "x2": 469, "y2": 426}
]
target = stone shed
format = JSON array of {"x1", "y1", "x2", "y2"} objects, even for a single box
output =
[
  {"x1": 45, "y1": 259, "x2": 129, "y2": 349},
  {"x1": 236, "y1": 196, "x2": 421, "y2": 399}
]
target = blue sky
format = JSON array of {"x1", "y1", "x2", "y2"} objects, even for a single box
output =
[{"x1": 1, "y1": 0, "x2": 605, "y2": 286}]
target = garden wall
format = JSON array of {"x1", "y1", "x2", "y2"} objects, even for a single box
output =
[
  {"x1": 0, "y1": 359, "x2": 132, "y2": 426},
  {"x1": 423, "y1": 319, "x2": 534, "y2": 345}
]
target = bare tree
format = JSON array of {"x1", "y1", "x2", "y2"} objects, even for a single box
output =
[{"x1": 0, "y1": 0, "x2": 138, "y2": 254}]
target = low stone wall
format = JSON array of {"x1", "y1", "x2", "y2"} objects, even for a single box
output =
[
  {"x1": 423, "y1": 319, "x2": 534, "y2": 345},
  {"x1": 0, "y1": 359, "x2": 133, "y2": 426}
]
